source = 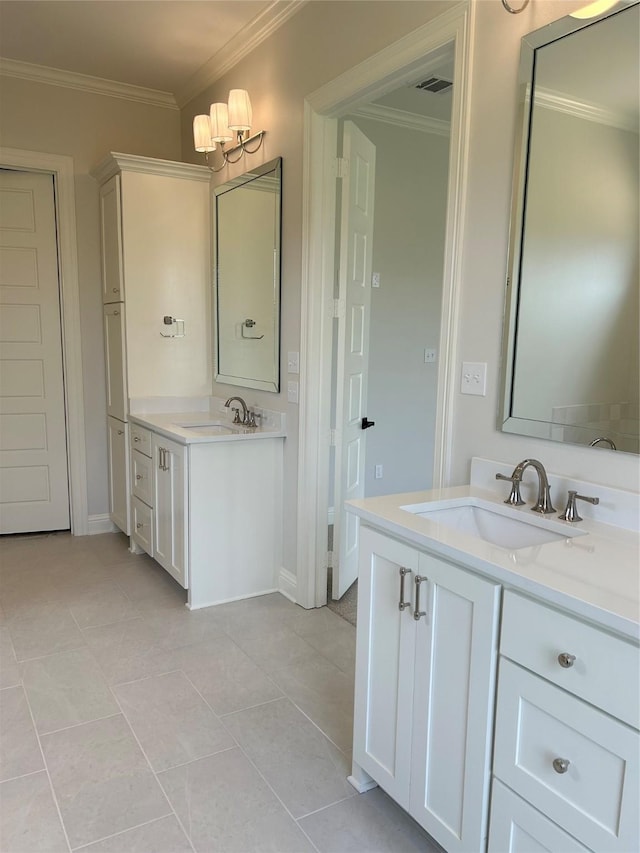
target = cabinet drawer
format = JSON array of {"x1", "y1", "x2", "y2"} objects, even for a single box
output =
[
  {"x1": 494, "y1": 659, "x2": 639, "y2": 852},
  {"x1": 489, "y1": 779, "x2": 590, "y2": 852},
  {"x1": 131, "y1": 450, "x2": 153, "y2": 506},
  {"x1": 131, "y1": 496, "x2": 153, "y2": 557},
  {"x1": 501, "y1": 590, "x2": 639, "y2": 727},
  {"x1": 130, "y1": 424, "x2": 152, "y2": 457}
]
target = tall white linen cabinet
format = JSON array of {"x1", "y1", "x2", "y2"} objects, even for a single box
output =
[{"x1": 92, "y1": 153, "x2": 211, "y2": 535}]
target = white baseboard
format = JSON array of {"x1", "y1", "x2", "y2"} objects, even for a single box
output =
[
  {"x1": 279, "y1": 567, "x2": 297, "y2": 603},
  {"x1": 328, "y1": 506, "x2": 335, "y2": 525},
  {"x1": 87, "y1": 514, "x2": 118, "y2": 535}
]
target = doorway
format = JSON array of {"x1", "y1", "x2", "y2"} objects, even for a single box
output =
[
  {"x1": 330, "y1": 65, "x2": 454, "y2": 602},
  {"x1": 296, "y1": 2, "x2": 474, "y2": 609}
]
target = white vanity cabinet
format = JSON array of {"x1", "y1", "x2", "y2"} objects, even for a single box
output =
[
  {"x1": 152, "y1": 434, "x2": 188, "y2": 588},
  {"x1": 107, "y1": 417, "x2": 129, "y2": 534},
  {"x1": 92, "y1": 152, "x2": 211, "y2": 536},
  {"x1": 490, "y1": 590, "x2": 639, "y2": 853},
  {"x1": 353, "y1": 525, "x2": 500, "y2": 853}
]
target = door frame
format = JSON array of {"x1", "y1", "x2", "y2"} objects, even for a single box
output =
[
  {"x1": 0, "y1": 147, "x2": 89, "y2": 535},
  {"x1": 296, "y1": 1, "x2": 475, "y2": 608}
]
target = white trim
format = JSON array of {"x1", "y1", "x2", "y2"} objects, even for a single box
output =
[
  {"x1": 0, "y1": 147, "x2": 89, "y2": 536},
  {"x1": 353, "y1": 103, "x2": 450, "y2": 137},
  {"x1": 0, "y1": 58, "x2": 177, "y2": 109},
  {"x1": 87, "y1": 514, "x2": 118, "y2": 535},
  {"x1": 328, "y1": 506, "x2": 335, "y2": 526},
  {"x1": 536, "y1": 87, "x2": 638, "y2": 133},
  {"x1": 91, "y1": 152, "x2": 211, "y2": 184},
  {"x1": 278, "y1": 568, "x2": 298, "y2": 603},
  {"x1": 176, "y1": 0, "x2": 308, "y2": 107},
  {"x1": 296, "y1": 1, "x2": 474, "y2": 608}
]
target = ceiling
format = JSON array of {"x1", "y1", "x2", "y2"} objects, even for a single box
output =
[{"x1": 0, "y1": 1, "x2": 304, "y2": 106}]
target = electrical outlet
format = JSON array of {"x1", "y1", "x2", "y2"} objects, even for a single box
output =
[
  {"x1": 372, "y1": 271, "x2": 381, "y2": 288},
  {"x1": 460, "y1": 362, "x2": 487, "y2": 396},
  {"x1": 375, "y1": 464, "x2": 383, "y2": 479},
  {"x1": 287, "y1": 381, "x2": 299, "y2": 404},
  {"x1": 424, "y1": 348, "x2": 437, "y2": 363}
]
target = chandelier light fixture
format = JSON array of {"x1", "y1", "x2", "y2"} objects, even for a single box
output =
[{"x1": 193, "y1": 89, "x2": 265, "y2": 172}]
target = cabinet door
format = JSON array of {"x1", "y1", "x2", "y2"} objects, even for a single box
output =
[
  {"x1": 100, "y1": 175, "x2": 124, "y2": 303},
  {"x1": 107, "y1": 416, "x2": 129, "y2": 535},
  {"x1": 409, "y1": 553, "x2": 500, "y2": 853},
  {"x1": 489, "y1": 779, "x2": 590, "y2": 853},
  {"x1": 353, "y1": 526, "x2": 419, "y2": 807},
  {"x1": 153, "y1": 436, "x2": 188, "y2": 588},
  {"x1": 104, "y1": 304, "x2": 127, "y2": 421}
]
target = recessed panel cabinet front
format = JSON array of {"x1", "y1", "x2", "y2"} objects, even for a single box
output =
[
  {"x1": 107, "y1": 417, "x2": 129, "y2": 534},
  {"x1": 103, "y1": 304, "x2": 127, "y2": 421},
  {"x1": 152, "y1": 435, "x2": 187, "y2": 588},
  {"x1": 354, "y1": 526, "x2": 500, "y2": 853}
]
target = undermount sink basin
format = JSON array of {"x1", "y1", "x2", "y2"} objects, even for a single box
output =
[
  {"x1": 400, "y1": 497, "x2": 586, "y2": 550},
  {"x1": 177, "y1": 421, "x2": 240, "y2": 436}
]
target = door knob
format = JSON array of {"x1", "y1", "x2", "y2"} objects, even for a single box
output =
[{"x1": 361, "y1": 417, "x2": 375, "y2": 430}]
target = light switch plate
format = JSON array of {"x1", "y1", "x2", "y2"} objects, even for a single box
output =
[
  {"x1": 461, "y1": 362, "x2": 487, "y2": 396},
  {"x1": 287, "y1": 351, "x2": 300, "y2": 374},
  {"x1": 424, "y1": 348, "x2": 437, "y2": 363}
]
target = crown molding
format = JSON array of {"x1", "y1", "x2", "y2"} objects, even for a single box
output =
[
  {"x1": 91, "y1": 152, "x2": 211, "y2": 184},
  {"x1": 176, "y1": 0, "x2": 308, "y2": 108},
  {"x1": 353, "y1": 103, "x2": 450, "y2": 137},
  {"x1": 0, "y1": 57, "x2": 178, "y2": 109},
  {"x1": 536, "y1": 87, "x2": 638, "y2": 133}
]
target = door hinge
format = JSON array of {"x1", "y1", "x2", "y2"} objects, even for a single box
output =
[
  {"x1": 335, "y1": 157, "x2": 348, "y2": 179},
  {"x1": 333, "y1": 298, "x2": 345, "y2": 319},
  {"x1": 327, "y1": 549, "x2": 333, "y2": 568},
  {"x1": 329, "y1": 428, "x2": 337, "y2": 447}
]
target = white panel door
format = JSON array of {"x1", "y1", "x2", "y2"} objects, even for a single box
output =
[
  {"x1": 333, "y1": 121, "x2": 376, "y2": 600},
  {"x1": 0, "y1": 170, "x2": 70, "y2": 533},
  {"x1": 152, "y1": 435, "x2": 188, "y2": 588},
  {"x1": 99, "y1": 175, "x2": 124, "y2": 303},
  {"x1": 103, "y1": 304, "x2": 127, "y2": 421},
  {"x1": 107, "y1": 416, "x2": 129, "y2": 534}
]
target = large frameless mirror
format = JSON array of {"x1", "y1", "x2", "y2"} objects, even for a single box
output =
[
  {"x1": 499, "y1": 1, "x2": 639, "y2": 453},
  {"x1": 214, "y1": 157, "x2": 282, "y2": 392}
]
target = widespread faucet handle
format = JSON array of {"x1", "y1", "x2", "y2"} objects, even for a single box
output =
[
  {"x1": 558, "y1": 490, "x2": 599, "y2": 523},
  {"x1": 496, "y1": 472, "x2": 525, "y2": 506},
  {"x1": 231, "y1": 407, "x2": 242, "y2": 424}
]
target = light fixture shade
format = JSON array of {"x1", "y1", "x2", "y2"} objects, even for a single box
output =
[
  {"x1": 228, "y1": 89, "x2": 252, "y2": 132},
  {"x1": 193, "y1": 115, "x2": 215, "y2": 152},
  {"x1": 570, "y1": 0, "x2": 618, "y2": 18},
  {"x1": 210, "y1": 103, "x2": 233, "y2": 143}
]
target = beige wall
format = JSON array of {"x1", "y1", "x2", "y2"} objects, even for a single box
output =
[{"x1": 0, "y1": 76, "x2": 181, "y2": 516}]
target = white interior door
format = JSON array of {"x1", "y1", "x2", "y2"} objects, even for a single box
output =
[
  {"x1": 332, "y1": 121, "x2": 376, "y2": 599},
  {"x1": 0, "y1": 170, "x2": 70, "y2": 533}
]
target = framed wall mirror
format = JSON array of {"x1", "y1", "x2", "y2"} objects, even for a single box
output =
[
  {"x1": 499, "y1": 1, "x2": 639, "y2": 453},
  {"x1": 213, "y1": 157, "x2": 282, "y2": 392}
]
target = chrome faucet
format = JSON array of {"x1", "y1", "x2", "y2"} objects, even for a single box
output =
[
  {"x1": 224, "y1": 396, "x2": 249, "y2": 425},
  {"x1": 589, "y1": 436, "x2": 617, "y2": 451},
  {"x1": 497, "y1": 459, "x2": 556, "y2": 514}
]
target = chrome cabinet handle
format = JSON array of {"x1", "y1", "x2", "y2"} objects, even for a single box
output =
[
  {"x1": 398, "y1": 567, "x2": 411, "y2": 611},
  {"x1": 552, "y1": 757, "x2": 570, "y2": 774},
  {"x1": 117, "y1": 429, "x2": 123, "y2": 435},
  {"x1": 135, "y1": 474, "x2": 142, "y2": 480},
  {"x1": 557, "y1": 653, "x2": 576, "y2": 668},
  {"x1": 113, "y1": 309, "x2": 120, "y2": 316},
  {"x1": 413, "y1": 575, "x2": 428, "y2": 621},
  {"x1": 136, "y1": 522, "x2": 143, "y2": 529},
  {"x1": 112, "y1": 287, "x2": 119, "y2": 293},
  {"x1": 159, "y1": 448, "x2": 164, "y2": 470},
  {"x1": 133, "y1": 436, "x2": 140, "y2": 443}
]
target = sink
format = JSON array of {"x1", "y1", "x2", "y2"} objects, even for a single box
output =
[
  {"x1": 400, "y1": 497, "x2": 586, "y2": 550},
  {"x1": 177, "y1": 421, "x2": 240, "y2": 436}
]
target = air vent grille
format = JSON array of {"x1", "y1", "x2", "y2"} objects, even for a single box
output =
[{"x1": 415, "y1": 77, "x2": 453, "y2": 94}]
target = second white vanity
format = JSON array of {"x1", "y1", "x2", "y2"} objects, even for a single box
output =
[
  {"x1": 346, "y1": 458, "x2": 639, "y2": 853},
  {"x1": 128, "y1": 400, "x2": 286, "y2": 610}
]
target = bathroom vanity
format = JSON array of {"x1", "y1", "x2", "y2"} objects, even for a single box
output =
[
  {"x1": 347, "y1": 458, "x2": 639, "y2": 853},
  {"x1": 128, "y1": 404, "x2": 286, "y2": 609}
]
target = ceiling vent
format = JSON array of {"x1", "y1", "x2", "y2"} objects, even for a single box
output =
[{"x1": 414, "y1": 77, "x2": 453, "y2": 94}]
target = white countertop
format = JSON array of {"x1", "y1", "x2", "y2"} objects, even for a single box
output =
[
  {"x1": 347, "y1": 485, "x2": 640, "y2": 641},
  {"x1": 129, "y1": 410, "x2": 286, "y2": 445}
]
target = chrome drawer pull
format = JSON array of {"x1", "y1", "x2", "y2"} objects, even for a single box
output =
[
  {"x1": 135, "y1": 474, "x2": 142, "y2": 480},
  {"x1": 133, "y1": 436, "x2": 141, "y2": 442},
  {"x1": 136, "y1": 522, "x2": 143, "y2": 529},
  {"x1": 557, "y1": 652, "x2": 576, "y2": 668},
  {"x1": 413, "y1": 575, "x2": 427, "y2": 621},
  {"x1": 552, "y1": 757, "x2": 570, "y2": 774},
  {"x1": 399, "y1": 567, "x2": 411, "y2": 611}
]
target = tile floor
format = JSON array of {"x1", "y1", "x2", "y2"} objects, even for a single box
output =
[{"x1": 0, "y1": 531, "x2": 439, "y2": 852}]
